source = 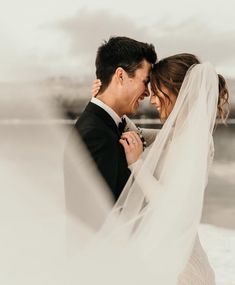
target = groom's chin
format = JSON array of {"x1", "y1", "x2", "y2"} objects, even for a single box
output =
[
  {"x1": 133, "y1": 104, "x2": 140, "y2": 114},
  {"x1": 125, "y1": 107, "x2": 138, "y2": 116},
  {"x1": 128, "y1": 109, "x2": 138, "y2": 116}
]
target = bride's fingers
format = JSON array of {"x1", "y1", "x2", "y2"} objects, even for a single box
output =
[
  {"x1": 121, "y1": 133, "x2": 137, "y2": 147},
  {"x1": 130, "y1": 131, "x2": 142, "y2": 145},
  {"x1": 91, "y1": 79, "x2": 102, "y2": 97},
  {"x1": 91, "y1": 87, "x2": 100, "y2": 97},
  {"x1": 121, "y1": 136, "x2": 134, "y2": 149},
  {"x1": 119, "y1": 139, "x2": 131, "y2": 152},
  {"x1": 92, "y1": 88, "x2": 100, "y2": 97},
  {"x1": 121, "y1": 132, "x2": 142, "y2": 147},
  {"x1": 92, "y1": 79, "x2": 101, "y2": 87},
  {"x1": 120, "y1": 133, "x2": 143, "y2": 165}
]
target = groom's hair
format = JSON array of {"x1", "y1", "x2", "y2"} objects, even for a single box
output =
[{"x1": 95, "y1": 36, "x2": 157, "y2": 93}]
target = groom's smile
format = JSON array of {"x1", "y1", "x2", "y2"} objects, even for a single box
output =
[{"x1": 122, "y1": 59, "x2": 152, "y2": 115}]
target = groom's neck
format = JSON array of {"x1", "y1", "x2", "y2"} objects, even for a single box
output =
[{"x1": 96, "y1": 92, "x2": 124, "y2": 118}]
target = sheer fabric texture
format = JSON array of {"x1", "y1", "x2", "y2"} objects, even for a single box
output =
[
  {"x1": 0, "y1": 62, "x2": 220, "y2": 285},
  {"x1": 70, "y1": 62, "x2": 219, "y2": 285}
]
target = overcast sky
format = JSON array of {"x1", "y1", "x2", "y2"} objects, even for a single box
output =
[{"x1": 1, "y1": 0, "x2": 235, "y2": 82}]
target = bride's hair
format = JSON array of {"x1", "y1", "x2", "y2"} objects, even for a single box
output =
[{"x1": 151, "y1": 53, "x2": 230, "y2": 123}]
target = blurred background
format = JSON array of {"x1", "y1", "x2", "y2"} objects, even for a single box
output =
[{"x1": 0, "y1": 0, "x2": 234, "y2": 284}]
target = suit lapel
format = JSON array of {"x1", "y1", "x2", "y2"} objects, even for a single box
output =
[{"x1": 85, "y1": 102, "x2": 121, "y2": 136}]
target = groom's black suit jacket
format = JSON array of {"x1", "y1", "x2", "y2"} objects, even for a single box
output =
[{"x1": 64, "y1": 102, "x2": 131, "y2": 201}]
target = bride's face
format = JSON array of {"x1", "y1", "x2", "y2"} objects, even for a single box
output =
[{"x1": 150, "y1": 84, "x2": 177, "y2": 122}]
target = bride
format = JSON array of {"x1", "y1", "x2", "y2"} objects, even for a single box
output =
[{"x1": 87, "y1": 53, "x2": 229, "y2": 285}]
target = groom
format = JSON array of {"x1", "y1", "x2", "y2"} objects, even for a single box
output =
[{"x1": 64, "y1": 36, "x2": 157, "y2": 201}]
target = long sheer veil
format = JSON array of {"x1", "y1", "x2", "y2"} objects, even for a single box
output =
[
  {"x1": 0, "y1": 62, "x2": 218, "y2": 284},
  {"x1": 71, "y1": 62, "x2": 219, "y2": 285}
]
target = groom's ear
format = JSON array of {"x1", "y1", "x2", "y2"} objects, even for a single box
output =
[{"x1": 115, "y1": 67, "x2": 125, "y2": 85}]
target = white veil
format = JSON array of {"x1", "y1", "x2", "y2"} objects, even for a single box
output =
[
  {"x1": 0, "y1": 62, "x2": 219, "y2": 284},
  {"x1": 70, "y1": 62, "x2": 219, "y2": 285}
]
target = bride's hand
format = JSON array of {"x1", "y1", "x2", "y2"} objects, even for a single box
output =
[
  {"x1": 119, "y1": 131, "x2": 143, "y2": 166},
  {"x1": 91, "y1": 79, "x2": 102, "y2": 97}
]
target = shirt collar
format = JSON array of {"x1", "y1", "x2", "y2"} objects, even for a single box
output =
[{"x1": 91, "y1": 97, "x2": 122, "y2": 127}]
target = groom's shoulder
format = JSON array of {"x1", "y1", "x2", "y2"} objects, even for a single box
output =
[
  {"x1": 74, "y1": 112, "x2": 110, "y2": 138},
  {"x1": 73, "y1": 119, "x2": 116, "y2": 151},
  {"x1": 75, "y1": 102, "x2": 113, "y2": 131},
  {"x1": 75, "y1": 108, "x2": 103, "y2": 131}
]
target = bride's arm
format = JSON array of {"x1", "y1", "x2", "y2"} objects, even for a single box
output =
[{"x1": 120, "y1": 132, "x2": 159, "y2": 202}]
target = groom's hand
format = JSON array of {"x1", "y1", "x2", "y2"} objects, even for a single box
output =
[{"x1": 119, "y1": 131, "x2": 143, "y2": 165}]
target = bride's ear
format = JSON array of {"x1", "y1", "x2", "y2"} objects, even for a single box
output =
[{"x1": 115, "y1": 67, "x2": 125, "y2": 85}]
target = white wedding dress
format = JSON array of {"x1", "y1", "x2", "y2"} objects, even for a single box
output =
[
  {"x1": 87, "y1": 63, "x2": 218, "y2": 285},
  {"x1": 62, "y1": 63, "x2": 219, "y2": 285},
  {"x1": 178, "y1": 235, "x2": 215, "y2": 284},
  {"x1": 0, "y1": 62, "x2": 219, "y2": 285},
  {"x1": 0, "y1": 59, "x2": 227, "y2": 285},
  {"x1": 126, "y1": 121, "x2": 216, "y2": 285},
  {"x1": 61, "y1": 62, "x2": 219, "y2": 285}
]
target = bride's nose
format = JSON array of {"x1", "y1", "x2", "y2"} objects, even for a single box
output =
[
  {"x1": 150, "y1": 94, "x2": 160, "y2": 106},
  {"x1": 150, "y1": 95, "x2": 155, "y2": 104}
]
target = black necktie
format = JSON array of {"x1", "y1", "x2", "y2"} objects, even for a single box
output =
[{"x1": 118, "y1": 117, "x2": 127, "y2": 134}]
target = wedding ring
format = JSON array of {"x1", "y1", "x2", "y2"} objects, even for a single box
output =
[{"x1": 132, "y1": 139, "x2": 136, "y2": 144}]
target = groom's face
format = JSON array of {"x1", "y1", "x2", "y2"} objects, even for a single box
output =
[{"x1": 122, "y1": 60, "x2": 152, "y2": 115}]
